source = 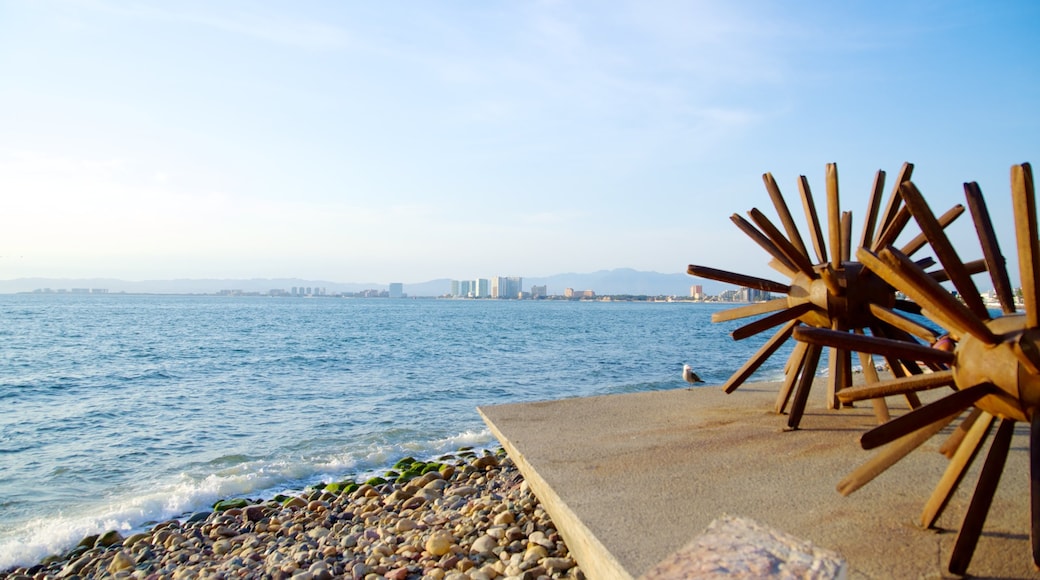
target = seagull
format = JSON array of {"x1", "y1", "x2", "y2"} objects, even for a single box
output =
[{"x1": 682, "y1": 364, "x2": 704, "y2": 384}]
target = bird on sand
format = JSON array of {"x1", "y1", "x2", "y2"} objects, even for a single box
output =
[{"x1": 682, "y1": 364, "x2": 704, "y2": 384}]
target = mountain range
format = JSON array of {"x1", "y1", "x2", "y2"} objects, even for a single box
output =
[{"x1": 0, "y1": 268, "x2": 726, "y2": 297}]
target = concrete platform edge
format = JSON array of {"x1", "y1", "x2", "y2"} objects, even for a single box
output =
[{"x1": 478, "y1": 407, "x2": 633, "y2": 580}]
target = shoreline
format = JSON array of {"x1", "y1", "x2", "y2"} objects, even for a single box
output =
[{"x1": 0, "y1": 449, "x2": 583, "y2": 580}]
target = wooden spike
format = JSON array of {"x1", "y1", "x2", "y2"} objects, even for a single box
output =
[
  {"x1": 787, "y1": 343, "x2": 823, "y2": 430},
  {"x1": 748, "y1": 209, "x2": 818, "y2": 276},
  {"x1": 819, "y1": 265, "x2": 843, "y2": 297},
  {"x1": 921, "y1": 412, "x2": 996, "y2": 529},
  {"x1": 940, "y1": 408, "x2": 984, "y2": 458},
  {"x1": 722, "y1": 320, "x2": 798, "y2": 394},
  {"x1": 868, "y1": 303, "x2": 939, "y2": 343},
  {"x1": 731, "y1": 214, "x2": 799, "y2": 273},
  {"x1": 837, "y1": 370, "x2": 955, "y2": 403},
  {"x1": 900, "y1": 204, "x2": 965, "y2": 257},
  {"x1": 794, "y1": 326, "x2": 955, "y2": 366},
  {"x1": 1012, "y1": 163, "x2": 1040, "y2": 328},
  {"x1": 776, "y1": 341, "x2": 809, "y2": 414},
  {"x1": 762, "y1": 172, "x2": 811, "y2": 262},
  {"x1": 732, "y1": 302, "x2": 814, "y2": 341},
  {"x1": 860, "y1": 384, "x2": 995, "y2": 450},
  {"x1": 928, "y1": 258, "x2": 988, "y2": 283},
  {"x1": 841, "y1": 211, "x2": 853, "y2": 263},
  {"x1": 964, "y1": 182, "x2": 1016, "y2": 314},
  {"x1": 949, "y1": 418, "x2": 1015, "y2": 575},
  {"x1": 876, "y1": 162, "x2": 914, "y2": 243},
  {"x1": 826, "y1": 318, "x2": 849, "y2": 409},
  {"x1": 859, "y1": 170, "x2": 886, "y2": 252},
  {"x1": 827, "y1": 163, "x2": 842, "y2": 270},
  {"x1": 859, "y1": 247, "x2": 999, "y2": 345},
  {"x1": 798, "y1": 175, "x2": 828, "y2": 264},
  {"x1": 899, "y1": 181, "x2": 989, "y2": 320},
  {"x1": 854, "y1": 339, "x2": 890, "y2": 424},
  {"x1": 837, "y1": 409, "x2": 957, "y2": 496},
  {"x1": 768, "y1": 258, "x2": 799, "y2": 279},
  {"x1": 687, "y1": 265, "x2": 791, "y2": 294},
  {"x1": 1031, "y1": 412, "x2": 1040, "y2": 568},
  {"x1": 712, "y1": 297, "x2": 793, "y2": 323},
  {"x1": 872, "y1": 205, "x2": 912, "y2": 251}
]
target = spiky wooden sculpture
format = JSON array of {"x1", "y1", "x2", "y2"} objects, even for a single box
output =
[
  {"x1": 794, "y1": 163, "x2": 1038, "y2": 574},
  {"x1": 688, "y1": 163, "x2": 971, "y2": 429}
]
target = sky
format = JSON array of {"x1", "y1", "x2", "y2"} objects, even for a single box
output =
[{"x1": 1, "y1": 1, "x2": 1039, "y2": 286}]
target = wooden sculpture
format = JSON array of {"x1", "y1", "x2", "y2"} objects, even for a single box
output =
[
  {"x1": 794, "y1": 163, "x2": 1038, "y2": 574},
  {"x1": 688, "y1": 163, "x2": 970, "y2": 429}
]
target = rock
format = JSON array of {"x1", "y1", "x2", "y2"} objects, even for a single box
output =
[
  {"x1": 493, "y1": 511, "x2": 515, "y2": 526},
  {"x1": 395, "y1": 518, "x2": 418, "y2": 533},
  {"x1": 426, "y1": 530, "x2": 455, "y2": 557},
  {"x1": 95, "y1": 529, "x2": 124, "y2": 548},
  {"x1": 473, "y1": 455, "x2": 499, "y2": 470},
  {"x1": 542, "y1": 557, "x2": 576, "y2": 573},
  {"x1": 282, "y1": 496, "x2": 307, "y2": 509},
  {"x1": 470, "y1": 534, "x2": 498, "y2": 556},
  {"x1": 213, "y1": 539, "x2": 232, "y2": 555},
  {"x1": 243, "y1": 505, "x2": 269, "y2": 522},
  {"x1": 107, "y1": 550, "x2": 134, "y2": 574},
  {"x1": 213, "y1": 498, "x2": 249, "y2": 512},
  {"x1": 385, "y1": 567, "x2": 409, "y2": 580}
]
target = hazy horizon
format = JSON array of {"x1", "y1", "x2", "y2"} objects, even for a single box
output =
[{"x1": 2, "y1": 2, "x2": 1039, "y2": 286}]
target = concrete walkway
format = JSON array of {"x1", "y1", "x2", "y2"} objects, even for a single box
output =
[{"x1": 478, "y1": 383, "x2": 1035, "y2": 579}]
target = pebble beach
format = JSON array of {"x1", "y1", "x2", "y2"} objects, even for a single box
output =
[{"x1": 0, "y1": 449, "x2": 582, "y2": 580}]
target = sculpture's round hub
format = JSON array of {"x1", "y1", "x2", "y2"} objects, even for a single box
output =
[
  {"x1": 787, "y1": 262, "x2": 895, "y2": 329},
  {"x1": 952, "y1": 313, "x2": 1040, "y2": 422}
]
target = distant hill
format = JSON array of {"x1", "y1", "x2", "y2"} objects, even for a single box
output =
[{"x1": 0, "y1": 269, "x2": 723, "y2": 297}]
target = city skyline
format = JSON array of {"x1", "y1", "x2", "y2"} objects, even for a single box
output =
[{"x1": 2, "y1": 2, "x2": 1038, "y2": 285}]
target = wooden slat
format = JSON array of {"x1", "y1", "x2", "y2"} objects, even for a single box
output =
[
  {"x1": 776, "y1": 341, "x2": 808, "y2": 414},
  {"x1": 827, "y1": 164, "x2": 842, "y2": 270},
  {"x1": 768, "y1": 258, "x2": 799, "y2": 279},
  {"x1": 798, "y1": 175, "x2": 828, "y2": 264},
  {"x1": 722, "y1": 320, "x2": 798, "y2": 394},
  {"x1": 899, "y1": 181, "x2": 989, "y2": 320},
  {"x1": 731, "y1": 302, "x2": 814, "y2": 341},
  {"x1": 868, "y1": 303, "x2": 939, "y2": 343},
  {"x1": 859, "y1": 247, "x2": 998, "y2": 345},
  {"x1": 826, "y1": 318, "x2": 849, "y2": 409},
  {"x1": 949, "y1": 418, "x2": 1015, "y2": 575},
  {"x1": 837, "y1": 370, "x2": 954, "y2": 403},
  {"x1": 964, "y1": 182, "x2": 1016, "y2": 314},
  {"x1": 841, "y1": 211, "x2": 853, "y2": 263},
  {"x1": 854, "y1": 340, "x2": 890, "y2": 424},
  {"x1": 794, "y1": 326, "x2": 955, "y2": 366},
  {"x1": 876, "y1": 162, "x2": 914, "y2": 244},
  {"x1": 748, "y1": 208, "x2": 817, "y2": 276},
  {"x1": 687, "y1": 265, "x2": 791, "y2": 294},
  {"x1": 730, "y1": 214, "x2": 799, "y2": 273},
  {"x1": 860, "y1": 384, "x2": 994, "y2": 450},
  {"x1": 921, "y1": 412, "x2": 995, "y2": 529},
  {"x1": 837, "y1": 409, "x2": 957, "y2": 496},
  {"x1": 872, "y1": 205, "x2": 912, "y2": 251},
  {"x1": 762, "y1": 172, "x2": 810, "y2": 263},
  {"x1": 928, "y1": 258, "x2": 988, "y2": 284},
  {"x1": 712, "y1": 297, "x2": 792, "y2": 323},
  {"x1": 859, "y1": 169, "x2": 886, "y2": 253},
  {"x1": 940, "y1": 407, "x2": 983, "y2": 458},
  {"x1": 899, "y1": 204, "x2": 965, "y2": 257},
  {"x1": 787, "y1": 343, "x2": 823, "y2": 430},
  {"x1": 1012, "y1": 163, "x2": 1039, "y2": 328},
  {"x1": 1031, "y1": 412, "x2": 1040, "y2": 568}
]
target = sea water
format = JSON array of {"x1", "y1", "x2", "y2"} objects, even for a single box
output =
[{"x1": 0, "y1": 294, "x2": 792, "y2": 568}]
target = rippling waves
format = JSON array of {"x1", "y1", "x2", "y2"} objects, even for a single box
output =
[{"x1": 0, "y1": 294, "x2": 789, "y2": 567}]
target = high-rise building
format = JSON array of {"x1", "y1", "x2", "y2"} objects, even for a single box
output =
[
  {"x1": 389, "y1": 283, "x2": 404, "y2": 298},
  {"x1": 530, "y1": 285, "x2": 547, "y2": 299},
  {"x1": 475, "y1": 278, "x2": 490, "y2": 298},
  {"x1": 491, "y1": 276, "x2": 523, "y2": 299},
  {"x1": 690, "y1": 284, "x2": 703, "y2": 300}
]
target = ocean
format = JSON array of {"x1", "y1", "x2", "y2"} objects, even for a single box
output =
[{"x1": 0, "y1": 294, "x2": 791, "y2": 569}]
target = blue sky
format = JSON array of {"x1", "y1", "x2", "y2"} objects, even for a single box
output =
[{"x1": 1, "y1": 1, "x2": 1038, "y2": 286}]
